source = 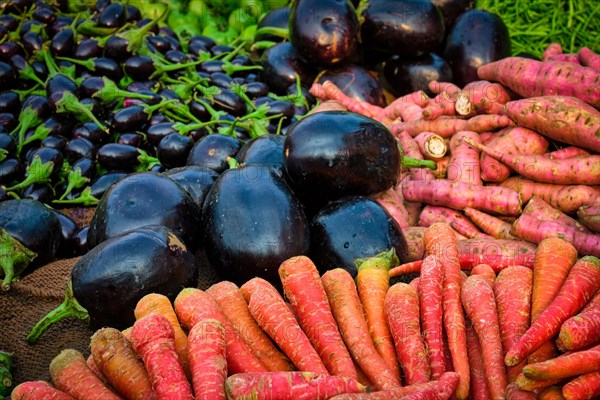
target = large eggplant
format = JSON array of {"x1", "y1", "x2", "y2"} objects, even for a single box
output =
[
  {"x1": 259, "y1": 42, "x2": 317, "y2": 95},
  {"x1": 379, "y1": 53, "x2": 453, "y2": 97},
  {"x1": 317, "y1": 64, "x2": 386, "y2": 107},
  {"x1": 87, "y1": 171, "x2": 201, "y2": 250},
  {"x1": 202, "y1": 164, "x2": 310, "y2": 287},
  {"x1": 443, "y1": 9, "x2": 511, "y2": 86},
  {"x1": 27, "y1": 225, "x2": 198, "y2": 342}
]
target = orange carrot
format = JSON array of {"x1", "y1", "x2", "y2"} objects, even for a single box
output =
[
  {"x1": 206, "y1": 281, "x2": 294, "y2": 372},
  {"x1": 355, "y1": 250, "x2": 401, "y2": 382},
  {"x1": 464, "y1": 207, "x2": 515, "y2": 240},
  {"x1": 385, "y1": 282, "x2": 431, "y2": 385},
  {"x1": 461, "y1": 275, "x2": 507, "y2": 400},
  {"x1": 130, "y1": 314, "x2": 193, "y2": 400},
  {"x1": 409, "y1": 276, "x2": 420, "y2": 292},
  {"x1": 321, "y1": 268, "x2": 401, "y2": 390},
  {"x1": 389, "y1": 260, "x2": 423, "y2": 277},
  {"x1": 506, "y1": 256, "x2": 600, "y2": 367},
  {"x1": 466, "y1": 322, "x2": 492, "y2": 400},
  {"x1": 90, "y1": 327, "x2": 155, "y2": 400},
  {"x1": 85, "y1": 354, "x2": 106, "y2": 383},
  {"x1": 424, "y1": 223, "x2": 470, "y2": 399},
  {"x1": 134, "y1": 293, "x2": 189, "y2": 377},
  {"x1": 562, "y1": 371, "x2": 600, "y2": 400},
  {"x1": 279, "y1": 256, "x2": 357, "y2": 379},
  {"x1": 10, "y1": 381, "x2": 75, "y2": 400},
  {"x1": 528, "y1": 237, "x2": 578, "y2": 364},
  {"x1": 49, "y1": 349, "x2": 121, "y2": 400},
  {"x1": 557, "y1": 308, "x2": 600, "y2": 351},
  {"x1": 494, "y1": 266, "x2": 533, "y2": 383},
  {"x1": 187, "y1": 318, "x2": 227, "y2": 400},
  {"x1": 523, "y1": 344, "x2": 600, "y2": 381},
  {"x1": 515, "y1": 373, "x2": 561, "y2": 392},
  {"x1": 539, "y1": 386, "x2": 567, "y2": 400},
  {"x1": 242, "y1": 277, "x2": 328, "y2": 375},
  {"x1": 470, "y1": 263, "x2": 496, "y2": 283},
  {"x1": 418, "y1": 255, "x2": 445, "y2": 380},
  {"x1": 224, "y1": 371, "x2": 366, "y2": 399},
  {"x1": 505, "y1": 382, "x2": 537, "y2": 400},
  {"x1": 174, "y1": 287, "x2": 268, "y2": 374}
]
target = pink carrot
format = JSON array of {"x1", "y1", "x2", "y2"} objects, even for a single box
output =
[
  {"x1": 384, "y1": 90, "x2": 430, "y2": 120},
  {"x1": 542, "y1": 43, "x2": 564, "y2": 61},
  {"x1": 578, "y1": 205, "x2": 600, "y2": 233},
  {"x1": 10, "y1": 381, "x2": 76, "y2": 400},
  {"x1": 506, "y1": 256, "x2": 600, "y2": 367},
  {"x1": 463, "y1": 136, "x2": 600, "y2": 185},
  {"x1": 505, "y1": 382, "x2": 537, "y2": 400},
  {"x1": 562, "y1": 371, "x2": 600, "y2": 400},
  {"x1": 466, "y1": 322, "x2": 492, "y2": 400},
  {"x1": 477, "y1": 57, "x2": 600, "y2": 108},
  {"x1": 414, "y1": 131, "x2": 448, "y2": 160},
  {"x1": 461, "y1": 275, "x2": 508, "y2": 400},
  {"x1": 494, "y1": 266, "x2": 533, "y2": 382},
  {"x1": 393, "y1": 114, "x2": 515, "y2": 138},
  {"x1": 373, "y1": 188, "x2": 410, "y2": 229},
  {"x1": 578, "y1": 47, "x2": 600, "y2": 71},
  {"x1": 130, "y1": 314, "x2": 194, "y2": 400},
  {"x1": 547, "y1": 54, "x2": 580, "y2": 64},
  {"x1": 418, "y1": 205, "x2": 490, "y2": 239},
  {"x1": 521, "y1": 196, "x2": 591, "y2": 233},
  {"x1": 479, "y1": 126, "x2": 549, "y2": 183},
  {"x1": 422, "y1": 81, "x2": 461, "y2": 120},
  {"x1": 402, "y1": 179, "x2": 522, "y2": 215},
  {"x1": 557, "y1": 308, "x2": 600, "y2": 351},
  {"x1": 504, "y1": 96, "x2": 600, "y2": 153},
  {"x1": 454, "y1": 80, "x2": 512, "y2": 117},
  {"x1": 385, "y1": 282, "x2": 431, "y2": 385},
  {"x1": 545, "y1": 146, "x2": 591, "y2": 159},
  {"x1": 464, "y1": 207, "x2": 515, "y2": 240},
  {"x1": 224, "y1": 371, "x2": 366, "y2": 399},
  {"x1": 187, "y1": 318, "x2": 227, "y2": 400},
  {"x1": 447, "y1": 131, "x2": 483, "y2": 185},
  {"x1": 309, "y1": 81, "x2": 386, "y2": 123}
]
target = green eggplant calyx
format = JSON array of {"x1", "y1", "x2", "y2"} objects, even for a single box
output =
[{"x1": 0, "y1": 228, "x2": 37, "y2": 291}]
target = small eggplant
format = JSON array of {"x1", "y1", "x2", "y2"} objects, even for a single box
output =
[
  {"x1": 163, "y1": 166, "x2": 219, "y2": 210},
  {"x1": 379, "y1": 53, "x2": 453, "y2": 97},
  {"x1": 97, "y1": 143, "x2": 159, "y2": 172},
  {"x1": 156, "y1": 133, "x2": 194, "y2": 169},
  {"x1": 260, "y1": 42, "x2": 317, "y2": 95},
  {"x1": 51, "y1": 29, "x2": 75, "y2": 57},
  {"x1": 186, "y1": 134, "x2": 243, "y2": 173},
  {"x1": 89, "y1": 171, "x2": 128, "y2": 199},
  {"x1": 26, "y1": 225, "x2": 198, "y2": 342},
  {"x1": 74, "y1": 38, "x2": 102, "y2": 59},
  {"x1": 236, "y1": 133, "x2": 286, "y2": 176}
]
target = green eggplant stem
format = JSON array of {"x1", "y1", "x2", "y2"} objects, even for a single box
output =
[
  {"x1": 55, "y1": 92, "x2": 108, "y2": 132},
  {"x1": 4, "y1": 157, "x2": 54, "y2": 192},
  {"x1": 354, "y1": 248, "x2": 399, "y2": 271},
  {"x1": 0, "y1": 228, "x2": 37, "y2": 291},
  {"x1": 52, "y1": 187, "x2": 99, "y2": 206},
  {"x1": 402, "y1": 157, "x2": 437, "y2": 170},
  {"x1": 253, "y1": 26, "x2": 289, "y2": 40}
]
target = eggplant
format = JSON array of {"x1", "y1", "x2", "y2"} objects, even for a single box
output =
[
  {"x1": 89, "y1": 171, "x2": 128, "y2": 199},
  {"x1": 317, "y1": 64, "x2": 386, "y2": 107},
  {"x1": 361, "y1": 0, "x2": 445, "y2": 57},
  {"x1": 256, "y1": 6, "x2": 291, "y2": 42},
  {"x1": 443, "y1": 9, "x2": 511, "y2": 87},
  {"x1": 290, "y1": 0, "x2": 359, "y2": 67},
  {"x1": 163, "y1": 166, "x2": 219, "y2": 210},
  {"x1": 236, "y1": 133, "x2": 286, "y2": 175},
  {"x1": 186, "y1": 134, "x2": 243, "y2": 173},
  {"x1": 202, "y1": 164, "x2": 310, "y2": 287},
  {"x1": 87, "y1": 171, "x2": 201, "y2": 251},
  {"x1": 379, "y1": 53, "x2": 453, "y2": 97},
  {"x1": 284, "y1": 111, "x2": 401, "y2": 209},
  {"x1": 156, "y1": 133, "x2": 194, "y2": 169},
  {"x1": 431, "y1": 0, "x2": 474, "y2": 30},
  {"x1": 309, "y1": 195, "x2": 408, "y2": 277},
  {"x1": 259, "y1": 42, "x2": 317, "y2": 95},
  {"x1": 0, "y1": 199, "x2": 62, "y2": 289},
  {"x1": 27, "y1": 225, "x2": 198, "y2": 342}
]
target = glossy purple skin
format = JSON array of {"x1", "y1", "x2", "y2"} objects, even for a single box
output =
[
  {"x1": 318, "y1": 64, "x2": 386, "y2": 107},
  {"x1": 259, "y1": 42, "x2": 317, "y2": 95},
  {"x1": 380, "y1": 53, "x2": 453, "y2": 97}
]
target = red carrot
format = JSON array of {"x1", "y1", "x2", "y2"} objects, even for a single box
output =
[
  {"x1": 206, "y1": 281, "x2": 294, "y2": 372},
  {"x1": 309, "y1": 81, "x2": 387, "y2": 123},
  {"x1": 187, "y1": 318, "x2": 227, "y2": 400},
  {"x1": 506, "y1": 256, "x2": 600, "y2": 367},
  {"x1": 86, "y1": 354, "x2": 106, "y2": 383},
  {"x1": 392, "y1": 114, "x2": 515, "y2": 138},
  {"x1": 384, "y1": 90, "x2": 431, "y2": 121},
  {"x1": 90, "y1": 327, "x2": 155, "y2": 400},
  {"x1": 418, "y1": 255, "x2": 445, "y2": 380},
  {"x1": 464, "y1": 207, "x2": 515, "y2": 240},
  {"x1": 557, "y1": 308, "x2": 600, "y2": 351},
  {"x1": 454, "y1": 80, "x2": 512, "y2": 117},
  {"x1": 545, "y1": 146, "x2": 591, "y2": 159},
  {"x1": 547, "y1": 54, "x2": 580, "y2": 64},
  {"x1": 447, "y1": 131, "x2": 483, "y2": 185},
  {"x1": 466, "y1": 322, "x2": 492, "y2": 400},
  {"x1": 461, "y1": 275, "x2": 507, "y2": 400},
  {"x1": 373, "y1": 188, "x2": 411, "y2": 229},
  {"x1": 562, "y1": 371, "x2": 600, "y2": 400},
  {"x1": 494, "y1": 266, "x2": 533, "y2": 382},
  {"x1": 322, "y1": 268, "x2": 401, "y2": 390},
  {"x1": 242, "y1": 278, "x2": 329, "y2": 375},
  {"x1": 402, "y1": 179, "x2": 522, "y2": 215},
  {"x1": 523, "y1": 344, "x2": 600, "y2": 381},
  {"x1": 418, "y1": 206, "x2": 490, "y2": 239},
  {"x1": 49, "y1": 349, "x2": 121, "y2": 400},
  {"x1": 130, "y1": 314, "x2": 193, "y2": 400},
  {"x1": 515, "y1": 373, "x2": 561, "y2": 392},
  {"x1": 522, "y1": 196, "x2": 591, "y2": 234},
  {"x1": 539, "y1": 386, "x2": 567, "y2": 400},
  {"x1": 10, "y1": 381, "x2": 75, "y2": 400},
  {"x1": 477, "y1": 58, "x2": 600, "y2": 108},
  {"x1": 224, "y1": 371, "x2": 366, "y2": 399},
  {"x1": 505, "y1": 382, "x2": 537, "y2": 400},
  {"x1": 424, "y1": 223, "x2": 470, "y2": 399},
  {"x1": 422, "y1": 81, "x2": 461, "y2": 120},
  {"x1": 414, "y1": 131, "x2": 448, "y2": 160},
  {"x1": 385, "y1": 282, "x2": 431, "y2": 385},
  {"x1": 578, "y1": 47, "x2": 600, "y2": 72},
  {"x1": 470, "y1": 263, "x2": 496, "y2": 283},
  {"x1": 464, "y1": 114, "x2": 517, "y2": 132},
  {"x1": 581, "y1": 289, "x2": 600, "y2": 313},
  {"x1": 578, "y1": 205, "x2": 600, "y2": 233},
  {"x1": 174, "y1": 287, "x2": 268, "y2": 374},
  {"x1": 279, "y1": 256, "x2": 357, "y2": 379}
]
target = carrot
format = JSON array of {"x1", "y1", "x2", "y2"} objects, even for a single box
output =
[
  {"x1": 466, "y1": 322, "x2": 492, "y2": 400},
  {"x1": 523, "y1": 344, "x2": 600, "y2": 381},
  {"x1": 242, "y1": 278, "x2": 329, "y2": 375},
  {"x1": 477, "y1": 57, "x2": 600, "y2": 108},
  {"x1": 414, "y1": 131, "x2": 448, "y2": 160},
  {"x1": 278, "y1": 256, "x2": 357, "y2": 379},
  {"x1": 11, "y1": 381, "x2": 75, "y2": 400},
  {"x1": 454, "y1": 80, "x2": 512, "y2": 117},
  {"x1": 557, "y1": 308, "x2": 600, "y2": 351},
  {"x1": 461, "y1": 275, "x2": 507, "y2": 400},
  {"x1": 90, "y1": 327, "x2": 155, "y2": 400},
  {"x1": 187, "y1": 318, "x2": 227, "y2": 400},
  {"x1": 479, "y1": 126, "x2": 549, "y2": 183},
  {"x1": 321, "y1": 268, "x2": 401, "y2": 390},
  {"x1": 578, "y1": 205, "x2": 600, "y2": 233},
  {"x1": 309, "y1": 81, "x2": 387, "y2": 123},
  {"x1": 385, "y1": 282, "x2": 431, "y2": 385},
  {"x1": 494, "y1": 266, "x2": 533, "y2": 383},
  {"x1": 463, "y1": 136, "x2": 600, "y2": 185},
  {"x1": 539, "y1": 386, "x2": 567, "y2": 400},
  {"x1": 506, "y1": 256, "x2": 600, "y2": 367},
  {"x1": 130, "y1": 314, "x2": 193, "y2": 400},
  {"x1": 418, "y1": 255, "x2": 445, "y2": 380},
  {"x1": 515, "y1": 373, "x2": 561, "y2": 392},
  {"x1": 394, "y1": 129, "x2": 436, "y2": 182},
  {"x1": 542, "y1": 43, "x2": 564, "y2": 61},
  {"x1": 392, "y1": 114, "x2": 515, "y2": 138},
  {"x1": 562, "y1": 371, "x2": 600, "y2": 400},
  {"x1": 505, "y1": 382, "x2": 537, "y2": 400},
  {"x1": 373, "y1": 188, "x2": 410, "y2": 229},
  {"x1": 205, "y1": 281, "x2": 294, "y2": 372},
  {"x1": 432, "y1": 155, "x2": 450, "y2": 179},
  {"x1": 49, "y1": 349, "x2": 122, "y2": 400},
  {"x1": 447, "y1": 131, "x2": 483, "y2": 185},
  {"x1": 224, "y1": 371, "x2": 366, "y2": 400},
  {"x1": 422, "y1": 81, "x2": 461, "y2": 120},
  {"x1": 174, "y1": 287, "x2": 269, "y2": 374},
  {"x1": 134, "y1": 293, "x2": 189, "y2": 377},
  {"x1": 581, "y1": 290, "x2": 600, "y2": 313},
  {"x1": 402, "y1": 179, "x2": 522, "y2": 215},
  {"x1": 419, "y1": 205, "x2": 490, "y2": 239},
  {"x1": 522, "y1": 196, "x2": 591, "y2": 234},
  {"x1": 470, "y1": 264, "x2": 496, "y2": 283},
  {"x1": 545, "y1": 146, "x2": 591, "y2": 159},
  {"x1": 577, "y1": 47, "x2": 600, "y2": 72},
  {"x1": 384, "y1": 90, "x2": 431, "y2": 121},
  {"x1": 86, "y1": 354, "x2": 106, "y2": 383},
  {"x1": 547, "y1": 54, "x2": 580, "y2": 64},
  {"x1": 308, "y1": 99, "x2": 348, "y2": 114},
  {"x1": 503, "y1": 96, "x2": 600, "y2": 153},
  {"x1": 424, "y1": 223, "x2": 470, "y2": 399},
  {"x1": 409, "y1": 276, "x2": 420, "y2": 292},
  {"x1": 499, "y1": 177, "x2": 600, "y2": 214},
  {"x1": 464, "y1": 207, "x2": 515, "y2": 240}
]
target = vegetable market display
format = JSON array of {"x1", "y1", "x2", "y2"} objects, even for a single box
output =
[{"x1": 1, "y1": 0, "x2": 600, "y2": 398}]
